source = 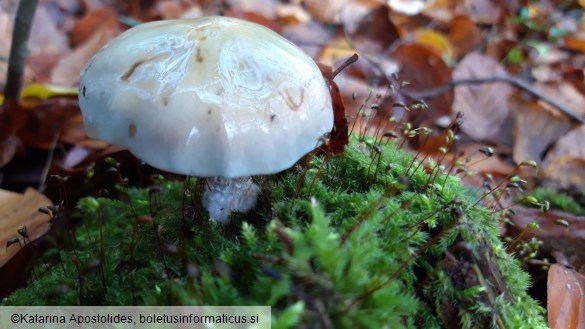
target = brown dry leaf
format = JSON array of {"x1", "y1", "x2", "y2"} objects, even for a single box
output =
[
  {"x1": 28, "y1": 4, "x2": 70, "y2": 56},
  {"x1": 58, "y1": 113, "x2": 88, "y2": 145},
  {"x1": 347, "y1": 4, "x2": 402, "y2": 54},
  {"x1": 535, "y1": 82, "x2": 585, "y2": 118},
  {"x1": 69, "y1": 7, "x2": 119, "y2": 47},
  {"x1": 276, "y1": 4, "x2": 311, "y2": 25},
  {"x1": 51, "y1": 12, "x2": 120, "y2": 86},
  {"x1": 0, "y1": 136, "x2": 20, "y2": 168},
  {"x1": 282, "y1": 20, "x2": 332, "y2": 58},
  {"x1": 303, "y1": 0, "x2": 348, "y2": 24},
  {"x1": 541, "y1": 156, "x2": 585, "y2": 190},
  {"x1": 344, "y1": 4, "x2": 402, "y2": 77},
  {"x1": 338, "y1": 0, "x2": 381, "y2": 33},
  {"x1": 422, "y1": 0, "x2": 463, "y2": 22},
  {"x1": 0, "y1": 188, "x2": 52, "y2": 268},
  {"x1": 392, "y1": 42, "x2": 453, "y2": 123},
  {"x1": 452, "y1": 52, "x2": 513, "y2": 141},
  {"x1": 510, "y1": 92, "x2": 572, "y2": 165},
  {"x1": 463, "y1": 0, "x2": 502, "y2": 25},
  {"x1": 15, "y1": 98, "x2": 81, "y2": 150},
  {"x1": 155, "y1": 0, "x2": 191, "y2": 20},
  {"x1": 510, "y1": 206, "x2": 585, "y2": 274},
  {"x1": 511, "y1": 207, "x2": 585, "y2": 240},
  {"x1": 225, "y1": 0, "x2": 280, "y2": 20},
  {"x1": 447, "y1": 15, "x2": 481, "y2": 59},
  {"x1": 547, "y1": 264, "x2": 585, "y2": 329},
  {"x1": 0, "y1": 4, "x2": 69, "y2": 86},
  {"x1": 543, "y1": 125, "x2": 585, "y2": 167}
]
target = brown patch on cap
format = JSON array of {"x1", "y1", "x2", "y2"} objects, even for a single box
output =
[
  {"x1": 280, "y1": 88, "x2": 304, "y2": 111},
  {"x1": 196, "y1": 48, "x2": 203, "y2": 63},
  {"x1": 128, "y1": 123, "x2": 137, "y2": 138},
  {"x1": 121, "y1": 60, "x2": 146, "y2": 81}
]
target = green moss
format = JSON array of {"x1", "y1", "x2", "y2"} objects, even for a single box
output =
[
  {"x1": 3, "y1": 137, "x2": 547, "y2": 328},
  {"x1": 523, "y1": 187, "x2": 584, "y2": 215}
]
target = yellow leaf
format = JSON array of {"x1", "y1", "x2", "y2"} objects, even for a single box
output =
[
  {"x1": 414, "y1": 29, "x2": 454, "y2": 63},
  {"x1": 318, "y1": 38, "x2": 357, "y2": 67},
  {"x1": 20, "y1": 83, "x2": 78, "y2": 100}
]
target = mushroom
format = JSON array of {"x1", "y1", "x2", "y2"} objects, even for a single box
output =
[{"x1": 78, "y1": 17, "x2": 333, "y2": 222}]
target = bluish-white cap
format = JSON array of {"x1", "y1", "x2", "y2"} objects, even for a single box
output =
[{"x1": 79, "y1": 17, "x2": 333, "y2": 178}]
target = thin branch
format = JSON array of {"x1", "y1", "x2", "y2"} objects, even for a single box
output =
[
  {"x1": 401, "y1": 75, "x2": 585, "y2": 124},
  {"x1": 3, "y1": 0, "x2": 39, "y2": 103}
]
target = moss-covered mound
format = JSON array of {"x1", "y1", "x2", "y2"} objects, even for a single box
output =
[{"x1": 3, "y1": 136, "x2": 547, "y2": 328}]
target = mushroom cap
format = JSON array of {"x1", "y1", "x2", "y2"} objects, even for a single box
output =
[{"x1": 79, "y1": 17, "x2": 333, "y2": 178}]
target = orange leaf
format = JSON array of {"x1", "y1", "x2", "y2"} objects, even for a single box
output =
[{"x1": 548, "y1": 264, "x2": 585, "y2": 329}]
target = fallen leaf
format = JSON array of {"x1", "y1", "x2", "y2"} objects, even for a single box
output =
[
  {"x1": 510, "y1": 92, "x2": 572, "y2": 165},
  {"x1": 541, "y1": 156, "x2": 585, "y2": 190},
  {"x1": 0, "y1": 135, "x2": 20, "y2": 168},
  {"x1": 282, "y1": 19, "x2": 333, "y2": 58},
  {"x1": 447, "y1": 15, "x2": 481, "y2": 59},
  {"x1": 224, "y1": 0, "x2": 279, "y2": 20},
  {"x1": 51, "y1": 15, "x2": 120, "y2": 86},
  {"x1": 276, "y1": 4, "x2": 311, "y2": 25},
  {"x1": 338, "y1": 0, "x2": 381, "y2": 33},
  {"x1": 535, "y1": 82, "x2": 585, "y2": 118},
  {"x1": 547, "y1": 264, "x2": 585, "y2": 329},
  {"x1": 452, "y1": 52, "x2": 513, "y2": 141},
  {"x1": 564, "y1": 36, "x2": 585, "y2": 53},
  {"x1": 0, "y1": 188, "x2": 52, "y2": 268},
  {"x1": 15, "y1": 98, "x2": 80, "y2": 150},
  {"x1": 155, "y1": 0, "x2": 189, "y2": 20},
  {"x1": 422, "y1": 0, "x2": 462, "y2": 22},
  {"x1": 303, "y1": 0, "x2": 348, "y2": 24},
  {"x1": 28, "y1": 4, "x2": 70, "y2": 56},
  {"x1": 392, "y1": 43, "x2": 453, "y2": 123},
  {"x1": 463, "y1": 0, "x2": 502, "y2": 25},
  {"x1": 318, "y1": 37, "x2": 358, "y2": 67},
  {"x1": 69, "y1": 7, "x2": 120, "y2": 47},
  {"x1": 19, "y1": 83, "x2": 78, "y2": 101},
  {"x1": 414, "y1": 29, "x2": 454, "y2": 63},
  {"x1": 347, "y1": 4, "x2": 402, "y2": 54},
  {"x1": 511, "y1": 207, "x2": 585, "y2": 241},
  {"x1": 509, "y1": 207, "x2": 585, "y2": 282},
  {"x1": 543, "y1": 125, "x2": 585, "y2": 167}
]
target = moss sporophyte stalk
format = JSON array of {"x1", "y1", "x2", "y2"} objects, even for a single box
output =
[{"x1": 3, "y1": 135, "x2": 547, "y2": 328}]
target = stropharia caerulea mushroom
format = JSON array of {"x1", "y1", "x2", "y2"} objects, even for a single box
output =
[{"x1": 78, "y1": 17, "x2": 333, "y2": 222}]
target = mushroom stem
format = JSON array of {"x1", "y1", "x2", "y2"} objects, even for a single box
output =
[{"x1": 202, "y1": 176, "x2": 260, "y2": 223}]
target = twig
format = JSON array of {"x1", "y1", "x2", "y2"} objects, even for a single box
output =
[
  {"x1": 401, "y1": 75, "x2": 585, "y2": 124},
  {"x1": 3, "y1": 0, "x2": 39, "y2": 104},
  {"x1": 0, "y1": 0, "x2": 39, "y2": 147}
]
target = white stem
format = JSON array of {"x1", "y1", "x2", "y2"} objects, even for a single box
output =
[{"x1": 202, "y1": 176, "x2": 260, "y2": 223}]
